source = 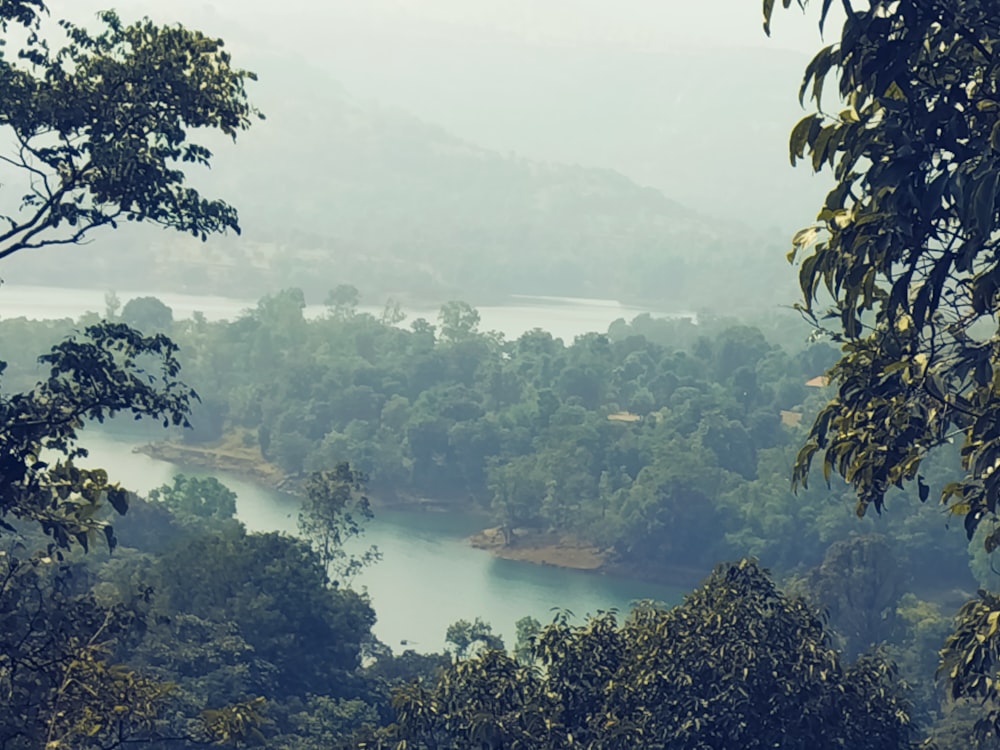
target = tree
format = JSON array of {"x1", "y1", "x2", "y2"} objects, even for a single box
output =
[
  {"x1": 154, "y1": 526, "x2": 376, "y2": 698},
  {"x1": 763, "y1": 0, "x2": 1000, "y2": 734},
  {"x1": 376, "y1": 560, "x2": 914, "y2": 749},
  {"x1": 326, "y1": 284, "x2": 361, "y2": 320},
  {"x1": 512, "y1": 616, "x2": 541, "y2": 665},
  {"x1": 437, "y1": 301, "x2": 480, "y2": 342},
  {"x1": 444, "y1": 617, "x2": 504, "y2": 661},
  {"x1": 0, "y1": 4, "x2": 259, "y2": 259},
  {"x1": 0, "y1": 553, "x2": 173, "y2": 750},
  {"x1": 0, "y1": 0, "x2": 257, "y2": 550},
  {"x1": 0, "y1": 3, "x2": 259, "y2": 743},
  {"x1": 937, "y1": 589, "x2": 1000, "y2": 743},
  {"x1": 121, "y1": 296, "x2": 174, "y2": 333},
  {"x1": 805, "y1": 534, "x2": 907, "y2": 658},
  {"x1": 148, "y1": 474, "x2": 238, "y2": 524},
  {"x1": 763, "y1": 0, "x2": 1000, "y2": 542},
  {"x1": 298, "y1": 464, "x2": 380, "y2": 583},
  {"x1": 0, "y1": 322, "x2": 195, "y2": 552}
]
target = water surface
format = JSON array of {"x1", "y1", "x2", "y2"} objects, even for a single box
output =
[{"x1": 78, "y1": 430, "x2": 684, "y2": 653}]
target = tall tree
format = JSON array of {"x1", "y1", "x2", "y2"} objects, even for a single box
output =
[
  {"x1": 298, "y1": 464, "x2": 380, "y2": 584},
  {"x1": 0, "y1": 3, "x2": 259, "y2": 259},
  {"x1": 0, "y1": 3, "x2": 259, "y2": 744},
  {"x1": 0, "y1": 0, "x2": 258, "y2": 551},
  {"x1": 764, "y1": 0, "x2": 1000, "y2": 739},
  {"x1": 764, "y1": 0, "x2": 1000, "y2": 540}
]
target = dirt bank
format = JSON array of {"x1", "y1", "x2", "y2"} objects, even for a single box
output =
[
  {"x1": 135, "y1": 434, "x2": 290, "y2": 490},
  {"x1": 469, "y1": 526, "x2": 607, "y2": 571},
  {"x1": 134, "y1": 435, "x2": 470, "y2": 511}
]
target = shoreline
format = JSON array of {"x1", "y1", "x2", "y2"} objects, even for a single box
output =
[
  {"x1": 136, "y1": 439, "x2": 703, "y2": 588},
  {"x1": 134, "y1": 440, "x2": 291, "y2": 491},
  {"x1": 469, "y1": 526, "x2": 606, "y2": 570}
]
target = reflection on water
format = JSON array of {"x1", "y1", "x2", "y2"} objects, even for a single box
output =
[{"x1": 77, "y1": 430, "x2": 683, "y2": 653}]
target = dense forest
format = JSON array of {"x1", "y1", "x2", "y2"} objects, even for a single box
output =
[
  {"x1": 6, "y1": 0, "x2": 1000, "y2": 748},
  {"x1": 2, "y1": 293, "x2": 982, "y2": 581},
  {"x1": 0, "y1": 293, "x2": 989, "y2": 745}
]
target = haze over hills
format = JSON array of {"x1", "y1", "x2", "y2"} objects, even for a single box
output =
[
  {"x1": 3, "y1": 0, "x2": 829, "y2": 310},
  {"x1": 108, "y1": 0, "x2": 834, "y2": 230}
]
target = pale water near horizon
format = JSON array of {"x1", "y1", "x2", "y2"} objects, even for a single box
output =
[{"x1": 0, "y1": 284, "x2": 693, "y2": 342}]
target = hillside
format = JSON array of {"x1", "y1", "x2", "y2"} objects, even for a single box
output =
[{"x1": 5, "y1": 65, "x2": 793, "y2": 310}]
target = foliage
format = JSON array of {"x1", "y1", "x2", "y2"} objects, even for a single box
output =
[
  {"x1": 0, "y1": 322, "x2": 195, "y2": 552},
  {"x1": 148, "y1": 474, "x2": 238, "y2": 524},
  {"x1": 805, "y1": 534, "x2": 906, "y2": 658},
  {"x1": 199, "y1": 697, "x2": 269, "y2": 747},
  {"x1": 2, "y1": 293, "x2": 963, "y2": 584},
  {"x1": 121, "y1": 296, "x2": 174, "y2": 333},
  {"x1": 512, "y1": 615, "x2": 541, "y2": 665},
  {"x1": 0, "y1": 1, "x2": 44, "y2": 29},
  {"x1": 0, "y1": 550, "x2": 173, "y2": 749},
  {"x1": 891, "y1": 593, "x2": 954, "y2": 729},
  {"x1": 371, "y1": 560, "x2": 914, "y2": 749},
  {"x1": 0, "y1": 5, "x2": 260, "y2": 259},
  {"x1": 444, "y1": 617, "x2": 505, "y2": 660},
  {"x1": 763, "y1": 1, "x2": 1000, "y2": 736},
  {"x1": 764, "y1": 0, "x2": 1000, "y2": 542},
  {"x1": 298, "y1": 464, "x2": 380, "y2": 583},
  {"x1": 152, "y1": 525, "x2": 376, "y2": 698},
  {"x1": 939, "y1": 590, "x2": 1000, "y2": 742},
  {"x1": 0, "y1": 2, "x2": 265, "y2": 744}
]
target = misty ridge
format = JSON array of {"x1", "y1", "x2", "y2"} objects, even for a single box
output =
[{"x1": 6, "y1": 0, "x2": 830, "y2": 312}]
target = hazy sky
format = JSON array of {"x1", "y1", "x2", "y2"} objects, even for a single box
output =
[
  {"x1": 54, "y1": 1, "x2": 843, "y2": 229},
  {"x1": 68, "y1": 1, "x2": 835, "y2": 59}
]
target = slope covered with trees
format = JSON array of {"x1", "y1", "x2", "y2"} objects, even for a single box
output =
[{"x1": 3, "y1": 54, "x2": 792, "y2": 310}]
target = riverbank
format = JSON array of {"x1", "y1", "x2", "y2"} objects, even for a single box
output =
[
  {"x1": 135, "y1": 434, "x2": 290, "y2": 491},
  {"x1": 135, "y1": 437, "x2": 703, "y2": 589},
  {"x1": 135, "y1": 436, "x2": 477, "y2": 513},
  {"x1": 469, "y1": 527, "x2": 606, "y2": 570},
  {"x1": 468, "y1": 525, "x2": 706, "y2": 588}
]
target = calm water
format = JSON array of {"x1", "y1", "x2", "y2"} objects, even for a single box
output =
[
  {"x1": 0, "y1": 285, "x2": 692, "y2": 342},
  {"x1": 78, "y1": 430, "x2": 684, "y2": 653}
]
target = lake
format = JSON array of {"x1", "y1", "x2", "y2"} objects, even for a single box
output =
[{"x1": 0, "y1": 284, "x2": 693, "y2": 342}]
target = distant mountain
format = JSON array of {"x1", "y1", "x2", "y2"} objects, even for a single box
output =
[
  {"x1": 6, "y1": 1, "x2": 812, "y2": 311},
  {"x1": 83, "y1": 0, "x2": 830, "y2": 229},
  {"x1": 7, "y1": 63, "x2": 796, "y2": 310}
]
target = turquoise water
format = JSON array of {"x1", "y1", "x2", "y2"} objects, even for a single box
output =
[{"x1": 78, "y1": 430, "x2": 684, "y2": 653}]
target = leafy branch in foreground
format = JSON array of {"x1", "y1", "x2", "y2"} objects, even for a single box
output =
[
  {"x1": 764, "y1": 1, "x2": 1000, "y2": 541},
  {"x1": 765, "y1": 0, "x2": 1000, "y2": 737},
  {"x1": 0, "y1": 6, "x2": 260, "y2": 259},
  {"x1": 0, "y1": 321, "x2": 196, "y2": 552}
]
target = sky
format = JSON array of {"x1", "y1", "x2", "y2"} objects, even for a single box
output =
[{"x1": 68, "y1": 0, "x2": 835, "y2": 55}]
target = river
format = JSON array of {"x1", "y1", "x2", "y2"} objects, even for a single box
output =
[
  {"x1": 8, "y1": 285, "x2": 689, "y2": 651},
  {"x1": 77, "y1": 430, "x2": 683, "y2": 654}
]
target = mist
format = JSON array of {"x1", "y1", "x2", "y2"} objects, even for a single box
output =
[{"x1": 4, "y1": 0, "x2": 846, "y2": 309}]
